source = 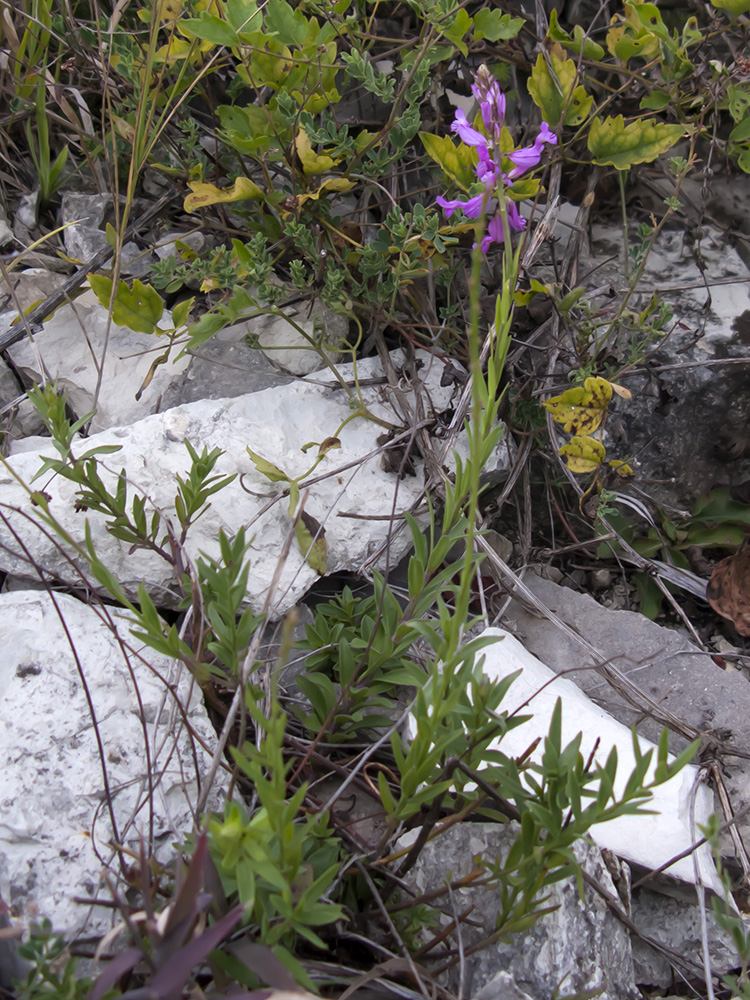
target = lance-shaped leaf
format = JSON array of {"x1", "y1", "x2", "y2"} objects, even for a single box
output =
[
  {"x1": 246, "y1": 447, "x2": 290, "y2": 483},
  {"x1": 559, "y1": 435, "x2": 606, "y2": 474},
  {"x1": 543, "y1": 376, "x2": 613, "y2": 435},
  {"x1": 588, "y1": 115, "x2": 685, "y2": 169}
]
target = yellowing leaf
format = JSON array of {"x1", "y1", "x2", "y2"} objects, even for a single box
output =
[
  {"x1": 527, "y1": 45, "x2": 592, "y2": 127},
  {"x1": 184, "y1": 176, "x2": 263, "y2": 212},
  {"x1": 293, "y1": 177, "x2": 356, "y2": 209},
  {"x1": 420, "y1": 133, "x2": 478, "y2": 190},
  {"x1": 294, "y1": 129, "x2": 339, "y2": 175},
  {"x1": 542, "y1": 376, "x2": 613, "y2": 435},
  {"x1": 296, "y1": 510, "x2": 327, "y2": 574},
  {"x1": 246, "y1": 447, "x2": 290, "y2": 482},
  {"x1": 588, "y1": 115, "x2": 685, "y2": 169},
  {"x1": 559, "y1": 435, "x2": 606, "y2": 474},
  {"x1": 608, "y1": 459, "x2": 635, "y2": 479},
  {"x1": 156, "y1": 0, "x2": 183, "y2": 21},
  {"x1": 711, "y1": 0, "x2": 750, "y2": 14},
  {"x1": 87, "y1": 274, "x2": 164, "y2": 334}
]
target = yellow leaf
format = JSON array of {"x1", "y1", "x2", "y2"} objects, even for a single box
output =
[
  {"x1": 294, "y1": 129, "x2": 339, "y2": 175},
  {"x1": 296, "y1": 510, "x2": 327, "y2": 574},
  {"x1": 609, "y1": 459, "x2": 635, "y2": 479},
  {"x1": 527, "y1": 44, "x2": 592, "y2": 127},
  {"x1": 542, "y1": 376, "x2": 613, "y2": 435},
  {"x1": 294, "y1": 177, "x2": 355, "y2": 209},
  {"x1": 156, "y1": 0, "x2": 183, "y2": 21},
  {"x1": 559, "y1": 435, "x2": 606, "y2": 474},
  {"x1": 184, "y1": 176, "x2": 263, "y2": 212}
]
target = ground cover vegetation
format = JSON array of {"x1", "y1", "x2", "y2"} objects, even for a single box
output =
[{"x1": 2, "y1": 0, "x2": 750, "y2": 995}]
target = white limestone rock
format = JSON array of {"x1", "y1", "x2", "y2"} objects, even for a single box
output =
[
  {"x1": 0, "y1": 590, "x2": 220, "y2": 937},
  {"x1": 7, "y1": 289, "x2": 190, "y2": 432},
  {"x1": 0, "y1": 352, "x2": 456, "y2": 617},
  {"x1": 246, "y1": 299, "x2": 350, "y2": 375}
]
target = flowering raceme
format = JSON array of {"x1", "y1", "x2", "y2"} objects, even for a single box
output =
[{"x1": 436, "y1": 66, "x2": 557, "y2": 253}]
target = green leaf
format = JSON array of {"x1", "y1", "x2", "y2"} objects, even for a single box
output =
[
  {"x1": 710, "y1": 0, "x2": 750, "y2": 16},
  {"x1": 420, "y1": 132, "x2": 477, "y2": 189},
  {"x1": 640, "y1": 92, "x2": 671, "y2": 111},
  {"x1": 548, "y1": 10, "x2": 604, "y2": 60},
  {"x1": 474, "y1": 9, "x2": 524, "y2": 41},
  {"x1": 296, "y1": 510, "x2": 327, "y2": 574},
  {"x1": 730, "y1": 117, "x2": 750, "y2": 143},
  {"x1": 264, "y1": 0, "x2": 309, "y2": 45},
  {"x1": 87, "y1": 274, "x2": 164, "y2": 334},
  {"x1": 587, "y1": 115, "x2": 685, "y2": 169},
  {"x1": 246, "y1": 447, "x2": 290, "y2": 482},
  {"x1": 170, "y1": 297, "x2": 194, "y2": 329},
  {"x1": 181, "y1": 13, "x2": 239, "y2": 46},
  {"x1": 527, "y1": 46, "x2": 592, "y2": 127},
  {"x1": 442, "y1": 7, "x2": 472, "y2": 56}
]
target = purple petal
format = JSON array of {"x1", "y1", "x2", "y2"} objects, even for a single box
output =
[
  {"x1": 436, "y1": 192, "x2": 487, "y2": 219},
  {"x1": 477, "y1": 213, "x2": 506, "y2": 253},
  {"x1": 451, "y1": 109, "x2": 488, "y2": 148},
  {"x1": 507, "y1": 200, "x2": 526, "y2": 232},
  {"x1": 537, "y1": 121, "x2": 558, "y2": 146},
  {"x1": 506, "y1": 124, "x2": 557, "y2": 179},
  {"x1": 477, "y1": 146, "x2": 499, "y2": 184}
]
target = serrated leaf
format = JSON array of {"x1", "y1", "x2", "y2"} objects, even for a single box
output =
[
  {"x1": 246, "y1": 447, "x2": 290, "y2": 482},
  {"x1": 588, "y1": 115, "x2": 685, "y2": 169},
  {"x1": 88, "y1": 273, "x2": 164, "y2": 334},
  {"x1": 420, "y1": 132, "x2": 477, "y2": 190},
  {"x1": 474, "y1": 9, "x2": 524, "y2": 41},
  {"x1": 296, "y1": 510, "x2": 327, "y2": 574},
  {"x1": 542, "y1": 376, "x2": 613, "y2": 434},
  {"x1": 559, "y1": 435, "x2": 606, "y2": 473},
  {"x1": 184, "y1": 176, "x2": 263, "y2": 212},
  {"x1": 264, "y1": 0, "x2": 309, "y2": 45},
  {"x1": 442, "y1": 7, "x2": 472, "y2": 55},
  {"x1": 548, "y1": 10, "x2": 604, "y2": 59},
  {"x1": 527, "y1": 45, "x2": 592, "y2": 127}
]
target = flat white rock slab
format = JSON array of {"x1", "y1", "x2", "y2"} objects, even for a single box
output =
[
  {"x1": 0, "y1": 352, "x2": 458, "y2": 617},
  {"x1": 419, "y1": 628, "x2": 722, "y2": 894},
  {"x1": 0, "y1": 590, "x2": 220, "y2": 936},
  {"x1": 7, "y1": 290, "x2": 190, "y2": 432}
]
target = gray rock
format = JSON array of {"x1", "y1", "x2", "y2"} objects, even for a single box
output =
[
  {"x1": 630, "y1": 888, "x2": 738, "y2": 987},
  {"x1": 160, "y1": 320, "x2": 293, "y2": 409},
  {"x1": 402, "y1": 823, "x2": 638, "y2": 1000},
  {"x1": 472, "y1": 970, "x2": 537, "y2": 1000},
  {"x1": 0, "y1": 589, "x2": 222, "y2": 937},
  {"x1": 61, "y1": 192, "x2": 110, "y2": 260},
  {"x1": 154, "y1": 230, "x2": 206, "y2": 261}
]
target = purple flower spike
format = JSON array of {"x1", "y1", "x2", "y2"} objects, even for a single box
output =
[{"x1": 436, "y1": 66, "x2": 553, "y2": 253}]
